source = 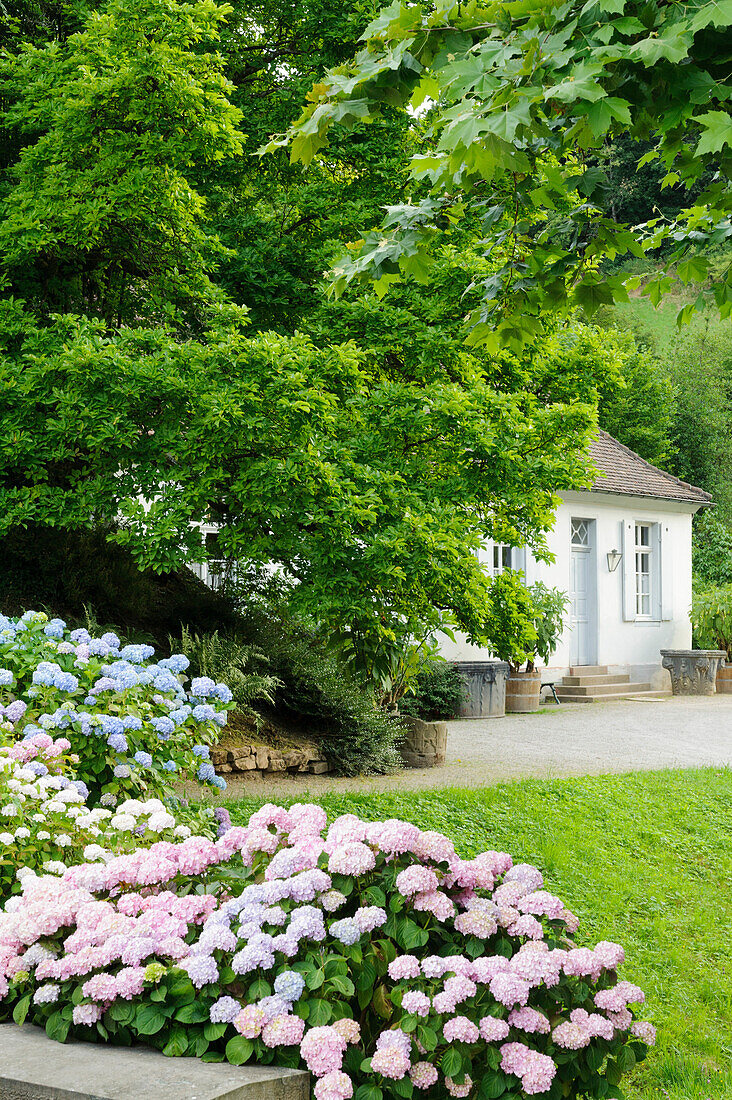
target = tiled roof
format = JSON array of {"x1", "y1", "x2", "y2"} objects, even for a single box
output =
[{"x1": 588, "y1": 431, "x2": 713, "y2": 505}]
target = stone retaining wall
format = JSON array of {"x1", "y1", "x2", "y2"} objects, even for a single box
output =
[{"x1": 211, "y1": 744, "x2": 331, "y2": 777}]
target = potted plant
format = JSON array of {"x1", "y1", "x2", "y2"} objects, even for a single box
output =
[{"x1": 488, "y1": 571, "x2": 567, "y2": 713}]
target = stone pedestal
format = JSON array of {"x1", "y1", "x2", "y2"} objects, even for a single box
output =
[
  {"x1": 400, "y1": 716, "x2": 447, "y2": 768},
  {"x1": 660, "y1": 649, "x2": 726, "y2": 695},
  {"x1": 454, "y1": 661, "x2": 509, "y2": 718}
]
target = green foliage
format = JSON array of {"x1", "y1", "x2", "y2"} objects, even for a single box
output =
[
  {"x1": 266, "y1": 629, "x2": 404, "y2": 776},
  {"x1": 281, "y1": 0, "x2": 732, "y2": 350},
  {"x1": 0, "y1": 525, "x2": 236, "y2": 647},
  {"x1": 399, "y1": 662, "x2": 466, "y2": 722},
  {"x1": 690, "y1": 583, "x2": 732, "y2": 658},
  {"x1": 0, "y1": 0, "x2": 244, "y2": 325},
  {"x1": 485, "y1": 570, "x2": 538, "y2": 674},
  {"x1": 531, "y1": 583, "x2": 569, "y2": 669},
  {"x1": 0, "y1": 300, "x2": 595, "y2": 656},
  {"x1": 692, "y1": 511, "x2": 732, "y2": 586},
  {"x1": 486, "y1": 573, "x2": 567, "y2": 673},
  {"x1": 175, "y1": 627, "x2": 280, "y2": 716}
]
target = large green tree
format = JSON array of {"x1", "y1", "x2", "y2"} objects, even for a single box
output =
[
  {"x1": 277, "y1": 0, "x2": 732, "y2": 350},
  {"x1": 0, "y1": 0, "x2": 603, "y2": 657}
]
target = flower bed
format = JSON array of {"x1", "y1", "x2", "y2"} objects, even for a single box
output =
[
  {"x1": 0, "y1": 611, "x2": 234, "y2": 801},
  {"x1": 0, "y1": 801, "x2": 654, "y2": 1099}
]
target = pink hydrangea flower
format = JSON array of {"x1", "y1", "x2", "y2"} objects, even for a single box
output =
[
  {"x1": 314, "y1": 1071, "x2": 353, "y2": 1100},
  {"x1": 479, "y1": 1016, "x2": 510, "y2": 1042},
  {"x1": 395, "y1": 865, "x2": 439, "y2": 897},
  {"x1": 300, "y1": 1026, "x2": 347, "y2": 1076},
  {"x1": 389, "y1": 956, "x2": 421, "y2": 981},
  {"x1": 402, "y1": 991, "x2": 431, "y2": 1017},
  {"x1": 443, "y1": 1016, "x2": 480, "y2": 1043},
  {"x1": 410, "y1": 1062, "x2": 439, "y2": 1089},
  {"x1": 261, "y1": 1014, "x2": 306, "y2": 1048},
  {"x1": 631, "y1": 1021, "x2": 656, "y2": 1046}
]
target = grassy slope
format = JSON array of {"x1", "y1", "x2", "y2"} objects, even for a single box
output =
[{"x1": 228, "y1": 768, "x2": 732, "y2": 1100}]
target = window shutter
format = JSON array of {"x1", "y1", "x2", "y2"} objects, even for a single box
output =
[
  {"x1": 622, "y1": 520, "x2": 636, "y2": 621},
  {"x1": 660, "y1": 523, "x2": 673, "y2": 620}
]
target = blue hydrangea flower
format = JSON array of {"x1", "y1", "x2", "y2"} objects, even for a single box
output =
[
  {"x1": 87, "y1": 639, "x2": 111, "y2": 656},
  {"x1": 162, "y1": 760, "x2": 177, "y2": 772},
  {"x1": 43, "y1": 618, "x2": 66, "y2": 639},
  {"x1": 98, "y1": 715, "x2": 125, "y2": 736},
  {"x1": 159, "y1": 654, "x2": 190, "y2": 673},
  {"x1": 213, "y1": 683, "x2": 234, "y2": 704},
  {"x1": 122, "y1": 715, "x2": 143, "y2": 731},
  {"x1": 107, "y1": 734, "x2": 128, "y2": 753},
  {"x1": 118, "y1": 644, "x2": 155, "y2": 664},
  {"x1": 53, "y1": 671, "x2": 79, "y2": 693},
  {"x1": 26, "y1": 761, "x2": 48, "y2": 777},
  {"x1": 273, "y1": 971, "x2": 306, "y2": 1002},
  {"x1": 211, "y1": 775, "x2": 227, "y2": 790},
  {"x1": 72, "y1": 779, "x2": 89, "y2": 798},
  {"x1": 190, "y1": 676, "x2": 216, "y2": 698},
  {"x1": 192, "y1": 704, "x2": 216, "y2": 722},
  {"x1": 100, "y1": 632, "x2": 121, "y2": 649},
  {"x1": 134, "y1": 751, "x2": 153, "y2": 768},
  {"x1": 329, "y1": 918, "x2": 361, "y2": 946},
  {"x1": 192, "y1": 744, "x2": 210, "y2": 759},
  {"x1": 169, "y1": 707, "x2": 191, "y2": 726},
  {"x1": 151, "y1": 716, "x2": 175, "y2": 736},
  {"x1": 197, "y1": 762, "x2": 216, "y2": 783},
  {"x1": 113, "y1": 764, "x2": 131, "y2": 778}
]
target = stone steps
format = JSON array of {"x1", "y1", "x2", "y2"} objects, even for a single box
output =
[
  {"x1": 0, "y1": 1023, "x2": 309, "y2": 1100},
  {"x1": 555, "y1": 666, "x2": 668, "y2": 703},
  {"x1": 557, "y1": 681, "x2": 652, "y2": 698},
  {"x1": 561, "y1": 674, "x2": 630, "y2": 687},
  {"x1": 554, "y1": 689, "x2": 668, "y2": 704}
]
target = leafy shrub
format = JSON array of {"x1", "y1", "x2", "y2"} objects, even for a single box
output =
[
  {"x1": 0, "y1": 610, "x2": 233, "y2": 800},
  {"x1": 0, "y1": 733, "x2": 215, "y2": 902},
  {"x1": 0, "y1": 804, "x2": 654, "y2": 1098},
  {"x1": 487, "y1": 575, "x2": 568, "y2": 674},
  {"x1": 270, "y1": 635, "x2": 403, "y2": 775},
  {"x1": 692, "y1": 511, "x2": 732, "y2": 586},
  {"x1": 690, "y1": 584, "x2": 732, "y2": 658},
  {"x1": 400, "y1": 664, "x2": 466, "y2": 721},
  {"x1": 175, "y1": 628, "x2": 280, "y2": 717}
]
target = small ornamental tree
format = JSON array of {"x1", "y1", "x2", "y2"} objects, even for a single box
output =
[{"x1": 0, "y1": 803, "x2": 654, "y2": 1098}]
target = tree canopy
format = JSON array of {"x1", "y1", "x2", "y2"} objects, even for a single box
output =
[
  {"x1": 276, "y1": 0, "x2": 732, "y2": 350},
  {"x1": 1, "y1": 0, "x2": 689, "y2": 654}
]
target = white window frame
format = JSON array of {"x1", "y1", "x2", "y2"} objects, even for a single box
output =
[
  {"x1": 490, "y1": 542, "x2": 513, "y2": 577},
  {"x1": 634, "y1": 522, "x2": 654, "y2": 619}
]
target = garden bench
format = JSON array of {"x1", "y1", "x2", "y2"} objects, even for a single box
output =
[{"x1": 541, "y1": 680, "x2": 560, "y2": 704}]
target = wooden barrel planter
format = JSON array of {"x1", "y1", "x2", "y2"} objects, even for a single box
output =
[
  {"x1": 716, "y1": 662, "x2": 732, "y2": 694},
  {"x1": 505, "y1": 670, "x2": 541, "y2": 713}
]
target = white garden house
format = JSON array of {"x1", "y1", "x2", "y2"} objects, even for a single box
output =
[{"x1": 440, "y1": 431, "x2": 712, "y2": 702}]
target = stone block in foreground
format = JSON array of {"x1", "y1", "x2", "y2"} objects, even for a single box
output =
[{"x1": 0, "y1": 1023, "x2": 310, "y2": 1100}]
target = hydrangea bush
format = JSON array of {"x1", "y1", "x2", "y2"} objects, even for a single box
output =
[
  {"x1": 0, "y1": 733, "x2": 217, "y2": 900},
  {"x1": 0, "y1": 611, "x2": 234, "y2": 800},
  {"x1": 0, "y1": 803, "x2": 654, "y2": 1098}
]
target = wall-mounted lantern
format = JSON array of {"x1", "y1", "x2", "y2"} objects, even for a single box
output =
[{"x1": 606, "y1": 549, "x2": 622, "y2": 573}]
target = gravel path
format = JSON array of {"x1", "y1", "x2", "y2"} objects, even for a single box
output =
[{"x1": 219, "y1": 696, "x2": 732, "y2": 800}]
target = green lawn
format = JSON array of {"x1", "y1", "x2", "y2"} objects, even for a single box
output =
[{"x1": 227, "y1": 768, "x2": 732, "y2": 1100}]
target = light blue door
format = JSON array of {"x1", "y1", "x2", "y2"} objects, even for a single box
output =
[{"x1": 570, "y1": 518, "x2": 596, "y2": 665}]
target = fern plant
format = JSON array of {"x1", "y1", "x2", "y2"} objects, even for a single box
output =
[{"x1": 173, "y1": 628, "x2": 280, "y2": 718}]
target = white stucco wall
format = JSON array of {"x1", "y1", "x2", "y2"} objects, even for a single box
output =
[{"x1": 439, "y1": 491, "x2": 699, "y2": 688}]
